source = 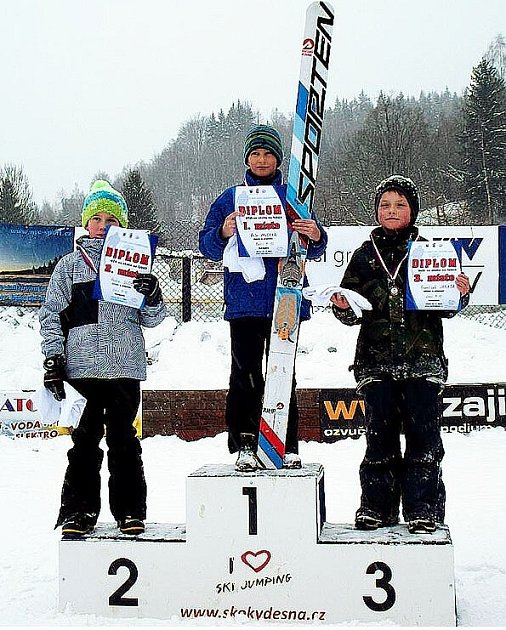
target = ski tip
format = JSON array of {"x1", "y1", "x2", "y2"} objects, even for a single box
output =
[{"x1": 307, "y1": 1, "x2": 335, "y2": 16}]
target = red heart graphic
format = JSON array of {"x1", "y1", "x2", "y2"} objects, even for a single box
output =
[{"x1": 240, "y1": 550, "x2": 271, "y2": 573}]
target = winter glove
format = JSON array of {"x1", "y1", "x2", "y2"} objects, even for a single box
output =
[
  {"x1": 43, "y1": 355, "x2": 66, "y2": 401},
  {"x1": 133, "y1": 273, "x2": 162, "y2": 306}
]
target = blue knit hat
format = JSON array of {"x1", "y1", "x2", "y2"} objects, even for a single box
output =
[
  {"x1": 81, "y1": 180, "x2": 128, "y2": 228},
  {"x1": 244, "y1": 125, "x2": 284, "y2": 167}
]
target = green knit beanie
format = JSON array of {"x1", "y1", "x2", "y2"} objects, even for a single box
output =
[{"x1": 81, "y1": 180, "x2": 129, "y2": 228}]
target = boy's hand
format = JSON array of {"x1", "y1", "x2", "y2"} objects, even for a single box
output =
[
  {"x1": 292, "y1": 219, "x2": 321, "y2": 242},
  {"x1": 330, "y1": 292, "x2": 350, "y2": 309},
  {"x1": 134, "y1": 273, "x2": 162, "y2": 305},
  {"x1": 43, "y1": 355, "x2": 66, "y2": 401},
  {"x1": 221, "y1": 211, "x2": 239, "y2": 239},
  {"x1": 456, "y1": 273, "x2": 471, "y2": 296}
]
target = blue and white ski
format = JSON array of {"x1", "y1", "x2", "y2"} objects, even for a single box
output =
[{"x1": 257, "y1": 1, "x2": 334, "y2": 469}]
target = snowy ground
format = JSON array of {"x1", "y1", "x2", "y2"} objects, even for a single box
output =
[{"x1": 1, "y1": 307, "x2": 506, "y2": 626}]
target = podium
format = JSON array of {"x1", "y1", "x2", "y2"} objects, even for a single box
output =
[{"x1": 59, "y1": 464, "x2": 456, "y2": 625}]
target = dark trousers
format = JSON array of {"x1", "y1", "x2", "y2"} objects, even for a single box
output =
[
  {"x1": 359, "y1": 378, "x2": 445, "y2": 523},
  {"x1": 225, "y1": 317, "x2": 299, "y2": 454},
  {"x1": 56, "y1": 379, "x2": 146, "y2": 526}
]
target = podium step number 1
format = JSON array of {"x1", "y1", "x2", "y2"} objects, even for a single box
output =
[{"x1": 59, "y1": 464, "x2": 456, "y2": 625}]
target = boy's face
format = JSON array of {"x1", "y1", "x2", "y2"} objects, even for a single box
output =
[
  {"x1": 377, "y1": 190, "x2": 412, "y2": 231},
  {"x1": 247, "y1": 148, "x2": 278, "y2": 178},
  {"x1": 86, "y1": 212, "x2": 120, "y2": 239}
]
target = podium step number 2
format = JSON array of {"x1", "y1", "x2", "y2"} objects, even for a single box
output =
[{"x1": 59, "y1": 464, "x2": 456, "y2": 625}]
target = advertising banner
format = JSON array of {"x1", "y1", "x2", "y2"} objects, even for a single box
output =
[
  {"x1": 0, "y1": 391, "x2": 63, "y2": 439},
  {"x1": 320, "y1": 384, "x2": 506, "y2": 442},
  {"x1": 0, "y1": 389, "x2": 142, "y2": 439},
  {"x1": 306, "y1": 225, "x2": 506, "y2": 305},
  {"x1": 0, "y1": 223, "x2": 74, "y2": 306}
]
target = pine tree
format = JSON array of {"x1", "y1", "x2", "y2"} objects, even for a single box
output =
[
  {"x1": 57, "y1": 185, "x2": 85, "y2": 226},
  {"x1": 462, "y1": 58, "x2": 506, "y2": 223},
  {"x1": 0, "y1": 164, "x2": 36, "y2": 224},
  {"x1": 486, "y1": 34, "x2": 506, "y2": 80},
  {"x1": 121, "y1": 169, "x2": 160, "y2": 232}
]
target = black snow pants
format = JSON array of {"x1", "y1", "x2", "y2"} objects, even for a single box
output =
[
  {"x1": 225, "y1": 317, "x2": 299, "y2": 454},
  {"x1": 56, "y1": 378, "x2": 146, "y2": 526},
  {"x1": 358, "y1": 378, "x2": 445, "y2": 523}
]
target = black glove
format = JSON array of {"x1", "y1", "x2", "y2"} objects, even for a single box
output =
[
  {"x1": 133, "y1": 273, "x2": 162, "y2": 306},
  {"x1": 43, "y1": 355, "x2": 66, "y2": 401}
]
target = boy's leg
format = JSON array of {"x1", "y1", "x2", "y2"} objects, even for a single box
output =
[
  {"x1": 56, "y1": 379, "x2": 104, "y2": 527},
  {"x1": 401, "y1": 379, "x2": 445, "y2": 523},
  {"x1": 104, "y1": 380, "x2": 146, "y2": 522},
  {"x1": 358, "y1": 379, "x2": 402, "y2": 523},
  {"x1": 225, "y1": 318, "x2": 270, "y2": 453}
]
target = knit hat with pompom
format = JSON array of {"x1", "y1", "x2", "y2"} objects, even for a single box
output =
[{"x1": 81, "y1": 180, "x2": 128, "y2": 228}]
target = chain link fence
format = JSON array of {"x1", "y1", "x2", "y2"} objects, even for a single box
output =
[
  {"x1": 154, "y1": 252, "x2": 506, "y2": 328},
  {"x1": 2, "y1": 251, "x2": 505, "y2": 329},
  {"x1": 154, "y1": 250, "x2": 224, "y2": 322}
]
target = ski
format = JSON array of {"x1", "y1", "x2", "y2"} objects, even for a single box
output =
[{"x1": 257, "y1": 1, "x2": 334, "y2": 469}]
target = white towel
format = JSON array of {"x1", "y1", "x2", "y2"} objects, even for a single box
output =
[
  {"x1": 223, "y1": 234, "x2": 265, "y2": 283},
  {"x1": 33, "y1": 383, "x2": 87, "y2": 429},
  {"x1": 302, "y1": 285, "x2": 373, "y2": 318}
]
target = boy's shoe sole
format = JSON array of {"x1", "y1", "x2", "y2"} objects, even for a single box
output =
[
  {"x1": 355, "y1": 511, "x2": 399, "y2": 531},
  {"x1": 355, "y1": 515, "x2": 384, "y2": 530},
  {"x1": 61, "y1": 523, "x2": 94, "y2": 539},
  {"x1": 408, "y1": 518, "x2": 437, "y2": 534},
  {"x1": 119, "y1": 518, "x2": 145, "y2": 535}
]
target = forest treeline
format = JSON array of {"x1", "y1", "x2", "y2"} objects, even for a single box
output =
[{"x1": 1, "y1": 42, "x2": 505, "y2": 251}]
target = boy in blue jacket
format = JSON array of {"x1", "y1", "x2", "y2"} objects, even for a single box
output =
[{"x1": 199, "y1": 125, "x2": 327, "y2": 471}]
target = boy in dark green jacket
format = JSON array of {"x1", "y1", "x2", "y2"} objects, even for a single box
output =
[{"x1": 331, "y1": 175, "x2": 470, "y2": 534}]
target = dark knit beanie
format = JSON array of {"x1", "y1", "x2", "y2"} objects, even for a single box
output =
[
  {"x1": 244, "y1": 125, "x2": 284, "y2": 167},
  {"x1": 374, "y1": 175, "x2": 420, "y2": 223}
]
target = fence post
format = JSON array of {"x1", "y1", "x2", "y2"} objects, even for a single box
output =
[{"x1": 182, "y1": 255, "x2": 192, "y2": 322}]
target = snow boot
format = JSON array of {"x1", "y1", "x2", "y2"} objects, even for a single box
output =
[
  {"x1": 355, "y1": 509, "x2": 398, "y2": 531},
  {"x1": 235, "y1": 433, "x2": 259, "y2": 472},
  {"x1": 61, "y1": 512, "x2": 96, "y2": 538},
  {"x1": 408, "y1": 518, "x2": 436, "y2": 534},
  {"x1": 118, "y1": 517, "x2": 145, "y2": 535},
  {"x1": 283, "y1": 452, "x2": 302, "y2": 469}
]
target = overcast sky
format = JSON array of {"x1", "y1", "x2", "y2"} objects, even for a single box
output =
[{"x1": 1, "y1": 0, "x2": 504, "y2": 206}]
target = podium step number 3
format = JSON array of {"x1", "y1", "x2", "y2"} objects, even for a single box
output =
[{"x1": 59, "y1": 464, "x2": 456, "y2": 625}]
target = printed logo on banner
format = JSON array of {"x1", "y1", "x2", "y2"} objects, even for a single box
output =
[
  {"x1": 441, "y1": 384, "x2": 506, "y2": 433},
  {"x1": 0, "y1": 392, "x2": 61, "y2": 439},
  {"x1": 319, "y1": 384, "x2": 506, "y2": 442},
  {"x1": 319, "y1": 389, "x2": 366, "y2": 442}
]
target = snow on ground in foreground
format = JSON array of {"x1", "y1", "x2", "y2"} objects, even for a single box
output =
[{"x1": 0, "y1": 307, "x2": 505, "y2": 625}]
